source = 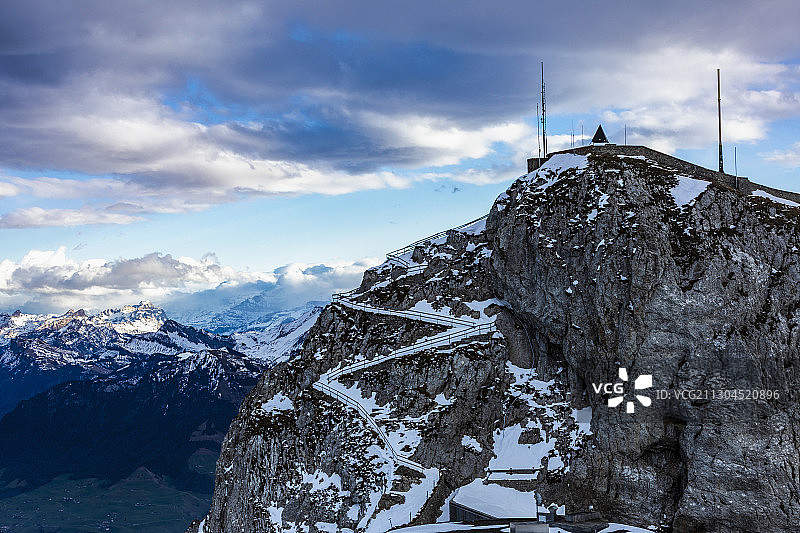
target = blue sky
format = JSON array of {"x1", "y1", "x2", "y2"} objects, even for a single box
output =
[{"x1": 3, "y1": 0, "x2": 800, "y2": 313}]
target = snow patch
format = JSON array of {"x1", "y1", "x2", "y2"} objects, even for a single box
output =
[
  {"x1": 489, "y1": 423, "x2": 554, "y2": 471},
  {"x1": 537, "y1": 153, "x2": 590, "y2": 175},
  {"x1": 457, "y1": 217, "x2": 487, "y2": 235},
  {"x1": 461, "y1": 435, "x2": 483, "y2": 453},
  {"x1": 751, "y1": 189, "x2": 800, "y2": 207},
  {"x1": 262, "y1": 393, "x2": 294, "y2": 412},
  {"x1": 434, "y1": 393, "x2": 453, "y2": 407},
  {"x1": 525, "y1": 154, "x2": 590, "y2": 192},
  {"x1": 366, "y1": 468, "x2": 439, "y2": 533},
  {"x1": 451, "y1": 479, "x2": 538, "y2": 519},
  {"x1": 670, "y1": 176, "x2": 709, "y2": 206}
]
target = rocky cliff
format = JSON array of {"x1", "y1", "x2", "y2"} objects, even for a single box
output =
[{"x1": 189, "y1": 147, "x2": 800, "y2": 533}]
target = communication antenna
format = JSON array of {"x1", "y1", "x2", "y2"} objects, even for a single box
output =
[
  {"x1": 541, "y1": 62, "x2": 547, "y2": 156},
  {"x1": 536, "y1": 103, "x2": 541, "y2": 159},
  {"x1": 624, "y1": 124, "x2": 627, "y2": 145},
  {"x1": 718, "y1": 68, "x2": 724, "y2": 173},
  {"x1": 571, "y1": 120, "x2": 575, "y2": 148},
  {"x1": 581, "y1": 123, "x2": 584, "y2": 146}
]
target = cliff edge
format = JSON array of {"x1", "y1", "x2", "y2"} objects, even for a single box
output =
[{"x1": 189, "y1": 147, "x2": 800, "y2": 533}]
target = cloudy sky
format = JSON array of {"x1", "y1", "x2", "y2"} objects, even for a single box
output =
[{"x1": 3, "y1": 0, "x2": 800, "y2": 313}]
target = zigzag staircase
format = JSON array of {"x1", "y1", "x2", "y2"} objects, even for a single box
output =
[{"x1": 311, "y1": 215, "x2": 495, "y2": 475}]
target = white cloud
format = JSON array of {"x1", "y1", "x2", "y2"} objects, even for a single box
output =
[
  {"x1": 556, "y1": 46, "x2": 800, "y2": 154},
  {"x1": 0, "y1": 92, "x2": 535, "y2": 227},
  {"x1": 3, "y1": 29, "x2": 800, "y2": 229},
  {"x1": 0, "y1": 247, "x2": 376, "y2": 314},
  {"x1": 0, "y1": 207, "x2": 144, "y2": 228},
  {"x1": 0, "y1": 181, "x2": 19, "y2": 197},
  {"x1": 761, "y1": 142, "x2": 800, "y2": 167},
  {"x1": 360, "y1": 112, "x2": 533, "y2": 167}
]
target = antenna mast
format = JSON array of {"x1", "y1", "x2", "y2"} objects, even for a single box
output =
[
  {"x1": 717, "y1": 68, "x2": 724, "y2": 173},
  {"x1": 541, "y1": 62, "x2": 547, "y2": 157},
  {"x1": 536, "y1": 103, "x2": 541, "y2": 159}
]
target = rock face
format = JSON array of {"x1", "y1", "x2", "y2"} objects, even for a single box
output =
[
  {"x1": 490, "y1": 150, "x2": 800, "y2": 531},
  {"x1": 190, "y1": 148, "x2": 800, "y2": 533}
]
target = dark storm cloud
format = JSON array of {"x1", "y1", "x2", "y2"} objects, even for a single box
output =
[{"x1": 2, "y1": 0, "x2": 800, "y2": 225}]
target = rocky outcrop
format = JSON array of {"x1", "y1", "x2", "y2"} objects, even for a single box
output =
[
  {"x1": 489, "y1": 151, "x2": 800, "y2": 531},
  {"x1": 190, "y1": 147, "x2": 800, "y2": 533}
]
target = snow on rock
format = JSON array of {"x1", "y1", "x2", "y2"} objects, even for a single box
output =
[
  {"x1": 489, "y1": 423, "x2": 555, "y2": 472},
  {"x1": 463, "y1": 299, "x2": 502, "y2": 323},
  {"x1": 262, "y1": 393, "x2": 294, "y2": 413},
  {"x1": 538, "y1": 153, "x2": 590, "y2": 175},
  {"x1": 315, "y1": 522, "x2": 338, "y2": 533},
  {"x1": 302, "y1": 470, "x2": 346, "y2": 494},
  {"x1": 434, "y1": 393, "x2": 453, "y2": 407},
  {"x1": 451, "y1": 479, "x2": 538, "y2": 519},
  {"x1": 122, "y1": 338, "x2": 181, "y2": 356},
  {"x1": 357, "y1": 445, "x2": 395, "y2": 531},
  {"x1": 751, "y1": 189, "x2": 800, "y2": 207},
  {"x1": 670, "y1": 175, "x2": 710, "y2": 206},
  {"x1": 461, "y1": 435, "x2": 482, "y2": 453},
  {"x1": 457, "y1": 217, "x2": 487, "y2": 235},
  {"x1": 95, "y1": 301, "x2": 166, "y2": 334},
  {"x1": 233, "y1": 307, "x2": 319, "y2": 365},
  {"x1": 524, "y1": 154, "x2": 590, "y2": 192},
  {"x1": 365, "y1": 468, "x2": 439, "y2": 533},
  {"x1": 0, "y1": 302, "x2": 166, "y2": 341}
]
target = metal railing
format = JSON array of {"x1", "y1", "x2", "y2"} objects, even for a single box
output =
[
  {"x1": 331, "y1": 287, "x2": 361, "y2": 302},
  {"x1": 331, "y1": 214, "x2": 488, "y2": 297},
  {"x1": 487, "y1": 468, "x2": 538, "y2": 475},
  {"x1": 384, "y1": 214, "x2": 489, "y2": 261},
  {"x1": 332, "y1": 294, "x2": 475, "y2": 328},
  {"x1": 316, "y1": 214, "x2": 495, "y2": 478},
  {"x1": 384, "y1": 257, "x2": 427, "y2": 275},
  {"x1": 312, "y1": 381, "x2": 424, "y2": 473},
  {"x1": 327, "y1": 322, "x2": 496, "y2": 381}
]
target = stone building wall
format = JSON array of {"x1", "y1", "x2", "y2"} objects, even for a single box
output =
[{"x1": 528, "y1": 144, "x2": 800, "y2": 205}]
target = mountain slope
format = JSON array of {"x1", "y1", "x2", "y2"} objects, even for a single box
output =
[
  {"x1": 0, "y1": 302, "x2": 165, "y2": 417},
  {"x1": 0, "y1": 301, "x2": 319, "y2": 532},
  {"x1": 189, "y1": 146, "x2": 800, "y2": 533},
  {"x1": 0, "y1": 349, "x2": 262, "y2": 496}
]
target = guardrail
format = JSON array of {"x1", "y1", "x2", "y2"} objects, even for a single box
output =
[
  {"x1": 486, "y1": 468, "x2": 538, "y2": 475},
  {"x1": 384, "y1": 257, "x2": 427, "y2": 275},
  {"x1": 327, "y1": 322, "x2": 496, "y2": 381},
  {"x1": 385, "y1": 214, "x2": 489, "y2": 260},
  {"x1": 332, "y1": 295, "x2": 475, "y2": 328},
  {"x1": 317, "y1": 214, "x2": 496, "y2": 481},
  {"x1": 312, "y1": 381, "x2": 424, "y2": 473},
  {"x1": 331, "y1": 215, "x2": 489, "y2": 301},
  {"x1": 331, "y1": 287, "x2": 361, "y2": 302}
]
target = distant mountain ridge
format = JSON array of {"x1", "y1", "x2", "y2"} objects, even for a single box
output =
[
  {"x1": 0, "y1": 299, "x2": 322, "y2": 531},
  {"x1": 164, "y1": 281, "x2": 328, "y2": 335}
]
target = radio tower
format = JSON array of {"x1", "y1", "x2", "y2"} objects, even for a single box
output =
[
  {"x1": 536, "y1": 103, "x2": 541, "y2": 159},
  {"x1": 541, "y1": 62, "x2": 547, "y2": 157},
  {"x1": 718, "y1": 68, "x2": 724, "y2": 173}
]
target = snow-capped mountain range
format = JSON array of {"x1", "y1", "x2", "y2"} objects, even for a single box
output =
[
  {"x1": 0, "y1": 298, "x2": 322, "y2": 528},
  {"x1": 161, "y1": 278, "x2": 329, "y2": 335},
  {"x1": 0, "y1": 300, "x2": 321, "y2": 372},
  {"x1": 0, "y1": 298, "x2": 321, "y2": 421}
]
